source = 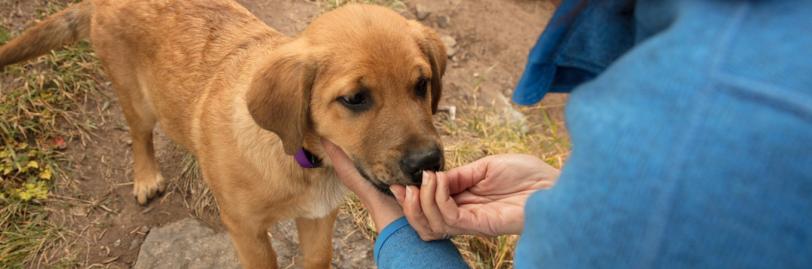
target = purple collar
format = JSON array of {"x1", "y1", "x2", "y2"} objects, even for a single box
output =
[{"x1": 294, "y1": 148, "x2": 321, "y2": 168}]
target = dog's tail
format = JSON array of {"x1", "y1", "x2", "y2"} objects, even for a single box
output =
[{"x1": 0, "y1": 1, "x2": 94, "y2": 69}]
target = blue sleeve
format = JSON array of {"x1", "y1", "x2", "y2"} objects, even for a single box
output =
[
  {"x1": 515, "y1": 1, "x2": 812, "y2": 268},
  {"x1": 374, "y1": 217, "x2": 468, "y2": 269}
]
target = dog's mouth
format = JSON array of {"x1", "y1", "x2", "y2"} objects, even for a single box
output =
[{"x1": 352, "y1": 161, "x2": 394, "y2": 196}]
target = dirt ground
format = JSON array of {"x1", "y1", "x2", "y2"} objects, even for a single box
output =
[{"x1": 1, "y1": 0, "x2": 560, "y2": 268}]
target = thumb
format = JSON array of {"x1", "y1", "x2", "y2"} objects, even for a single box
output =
[
  {"x1": 390, "y1": 185, "x2": 406, "y2": 204},
  {"x1": 321, "y1": 139, "x2": 364, "y2": 187},
  {"x1": 434, "y1": 172, "x2": 462, "y2": 227}
]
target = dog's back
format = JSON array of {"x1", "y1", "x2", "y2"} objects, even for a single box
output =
[
  {"x1": 88, "y1": 0, "x2": 286, "y2": 149},
  {"x1": 0, "y1": 0, "x2": 281, "y2": 70}
]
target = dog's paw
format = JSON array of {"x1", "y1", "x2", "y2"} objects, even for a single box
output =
[{"x1": 133, "y1": 173, "x2": 166, "y2": 205}]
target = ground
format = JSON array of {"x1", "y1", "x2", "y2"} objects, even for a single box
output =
[{"x1": 0, "y1": 0, "x2": 565, "y2": 268}]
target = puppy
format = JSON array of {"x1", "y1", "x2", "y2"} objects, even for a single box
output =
[{"x1": 0, "y1": 0, "x2": 446, "y2": 268}]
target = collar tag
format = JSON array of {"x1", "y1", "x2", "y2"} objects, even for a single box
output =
[{"x1": 295, "y1": 148, "x2": 321, "y2": 168}]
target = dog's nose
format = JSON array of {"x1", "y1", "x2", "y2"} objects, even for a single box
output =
[{"x1": 400, "y1": 147, "x2": 444, "y2": 185}]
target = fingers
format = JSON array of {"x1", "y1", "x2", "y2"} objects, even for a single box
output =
[
  {"x1": 398, "y1": 172, "x2": 452, "y2": 241},
  {"x1": 434, "y1": 171, "x2": 461, "y2": 226},
  {"x1": 396, "y1": 171, "x2": 467, "y2": 241},
  {"x1": 436, "y1": 172, "x2": 487, "y2": 235},
  {"x1": 400, "y1": 184, "x2": 443, "y2": 241},
  {"x1": 443, "y1": 157, "x2": 492, "y2": 194},
  {"x1": 420, "y1": 171, "x2": 448, "y2": 234}
]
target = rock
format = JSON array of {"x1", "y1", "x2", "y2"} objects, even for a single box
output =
[
  {"x1": 134, "y1": 218, "x2": 240, "y2": 269},
  {"x1": 415, "y1": 4, "x2": 430, "y2": 20},
  {"x1": 446, "y1": 48, "x2": 457, "y2": 58},
  {"x1": 440, "y1": 35, "x2": 458, "y2": 57},
  {"x1": 129, "y1": 238, "x2": 142, "y2": 251},
  {"x1": 436, "y1": 15, "x2": 451, "y2": 28}
]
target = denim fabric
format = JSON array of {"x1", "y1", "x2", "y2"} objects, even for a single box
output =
[
  {"x1": 517, "y1": 0, "x2": 812, "y2": 268},
  {"x1": 374, "y1": 0, "x2": 812, "y2": 268}
]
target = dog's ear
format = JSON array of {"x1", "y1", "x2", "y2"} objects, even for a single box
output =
[
  {"x1": 246, "y1": 41, "x2": 317, "y2": 155},
  {"x1": 408, "y1": 21, "x2": 447, "y2": 114}
]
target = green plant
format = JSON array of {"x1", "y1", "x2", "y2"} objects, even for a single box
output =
[{"x1": 0, "y1": 26, "x2": 10, "y2": 44}]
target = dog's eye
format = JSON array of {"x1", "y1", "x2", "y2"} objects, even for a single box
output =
[
  {"x1": 415, "y1": 77, "x2": 429, "y2": 98},
  {"x1": 338, "y1": 91, "x2": 372, "y2": 111}
]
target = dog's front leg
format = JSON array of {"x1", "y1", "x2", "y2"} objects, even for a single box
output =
[
  {"x1": 295, "y1": 209, "x2": 339, "y2": 269},
  {"x1": 222, "y1": 213, "x2": 278, "y2": 269}
]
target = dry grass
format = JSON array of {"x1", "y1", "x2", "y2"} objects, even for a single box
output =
[{"x1": 171, "y1": 151, "x2": 220, "y2": 223}]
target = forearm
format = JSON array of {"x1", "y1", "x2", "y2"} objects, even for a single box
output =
[{"x1": 375, "y1": 217, "x2": 468, "y2": 269}]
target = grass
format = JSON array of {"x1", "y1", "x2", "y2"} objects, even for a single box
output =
[
  {"x1": 0, "y1": 3, "x2": 102, "y2": 265},
  {"x1": 172, "y1": 151, "x2": 220, "y2": 223},
  {"x1": 0, "y1": 200, "x2": 72, "y2": 268}
]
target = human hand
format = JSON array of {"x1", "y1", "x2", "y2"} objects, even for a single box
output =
[
  {"x1": 321, "y1": 139, "x2": 403, "y2": 233},
  {"x1": 390, "y1": 154, "x2": 559, "y2": 240}
]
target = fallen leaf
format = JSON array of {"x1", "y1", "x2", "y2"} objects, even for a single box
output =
[
  {"x1": 53, "y1": 136, "x2": 67, "y2": 150},
  {"x1": 39, "y1": 168, "x2": 52, "y2": 180},
  {"x1": 26, "y1": 161, "x2": 39, "y2": 169}
]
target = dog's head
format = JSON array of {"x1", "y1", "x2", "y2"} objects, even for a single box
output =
[{"x1": 246, "y1": 4, "x2": 446, "y2": 191}]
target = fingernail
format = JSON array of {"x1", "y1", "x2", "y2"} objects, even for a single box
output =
[
  {"x1": 422, "y1": 171, "x2": 430, "y2": 186},
  {"x1": 390, "y1": 186, "x2": 403, "y2": 202},
  {"x1": 406, "y1": 185, "x2": 414, "y2": 199}
]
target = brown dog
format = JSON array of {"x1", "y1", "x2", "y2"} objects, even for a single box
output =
[{"x1": 0, "y1": 1, "x2": 446, "y2": 268}]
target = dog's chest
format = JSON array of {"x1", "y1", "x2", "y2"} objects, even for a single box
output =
[{"x1": 297, "y1": 171, "x2": 348, "y2": 219}]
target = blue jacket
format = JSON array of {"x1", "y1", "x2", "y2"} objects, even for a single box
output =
[{"x1": 374, "y1": 1, "x2": 812, "y2": 268}]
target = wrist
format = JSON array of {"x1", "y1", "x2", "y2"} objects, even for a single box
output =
[{"x1": 363, "y1": 195, "x2": 404, "y2": 233}]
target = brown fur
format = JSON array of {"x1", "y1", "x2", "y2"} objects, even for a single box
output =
[{"x1": 0, "y1": 1, "x2": 445, "y2": 268}]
